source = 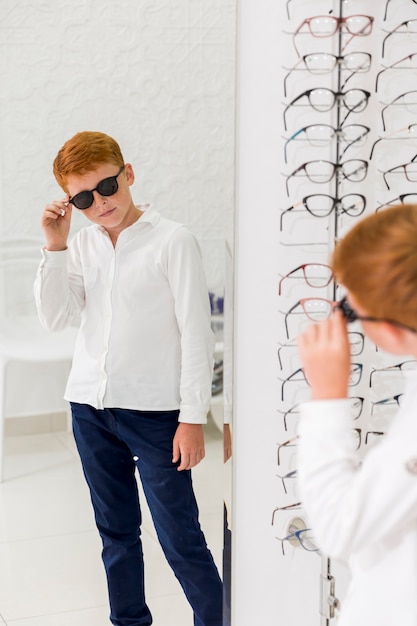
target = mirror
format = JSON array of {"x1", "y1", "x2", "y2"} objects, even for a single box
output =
[{"x1": 0, "y1": 1, "x2": 236, "y2": 625}]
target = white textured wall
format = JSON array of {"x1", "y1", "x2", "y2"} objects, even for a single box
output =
[{"x1": 0, "y1": 0, "x2": 236, "y2": 292}]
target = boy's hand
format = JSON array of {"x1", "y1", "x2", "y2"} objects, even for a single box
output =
[
  {"x1": 297, "y1": 309, "x2": 351, "y2": 401},
  {"x1": 224, "y1": 424, "x2": 232, "y2": 463},
  {"x1": 41, "y1": 198, "x2": 72, "y2": 251},
  {"x1": 173, "y1": 423, "x2": 205, "y2": 471}
]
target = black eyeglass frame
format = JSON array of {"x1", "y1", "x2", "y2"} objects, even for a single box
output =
[
  {"x1": 283, "y1": 88, "x2": 371, "y2": 132},
  {"x1": 376, "y1": 54, "x2": 417, "y2": 92},
  {"x1": 375, "y1": 192, "x2": 417, "y2": 211},
  {"x1": 337, "y1": 296, "x2": 417, "y2": 334},
  {"x1": 285, "y1": 159, "x2": 368, "y2": 197},
  {"x1": 379, "y1": 154, "x2": 417, "y2": 190},
  {"x1": 280, "y1": 193, "x2": 366, "y2": 231},
  {"x1": 68, "y1": 165, "x2": 125, "y2": 210},
  {"x1": 384, "y1": 0, "x2": 417, "y2": 21},
  {"x1": 381, "y1": 91, "x2": 417, "y2": 132},
  {"x1": 382, "y1": 19, "x2": 417, "y2": 58}
]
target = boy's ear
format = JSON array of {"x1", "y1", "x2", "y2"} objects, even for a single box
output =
[{"x1": 124, "y1": 163, "x2": 135, "y2": 186}]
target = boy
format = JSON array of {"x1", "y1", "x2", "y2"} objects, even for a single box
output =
[
  {"x1": 35, "y1": 131, "x2": 222, "y2": 626},
  {"x1": 296, "y1": 204, "x2": 417, "y2": 626}
]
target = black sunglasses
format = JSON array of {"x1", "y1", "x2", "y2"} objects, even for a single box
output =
[
  {"x1": 337, "y1": 296, "x2": 417, "y2": 333},
  {"x1": 68, "y1": 166, "x2": 125, "y2": 210}
]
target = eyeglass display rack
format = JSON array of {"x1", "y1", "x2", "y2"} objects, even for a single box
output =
[{"x1": 276, "y1": 1, "x2": 417, "y2": 624}]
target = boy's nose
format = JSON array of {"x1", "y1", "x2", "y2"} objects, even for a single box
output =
[{"x1": 92, "y1": 190, "x2": 107, "y2": 207}]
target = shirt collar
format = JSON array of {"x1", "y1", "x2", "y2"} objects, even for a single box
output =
[{"x1": 96, "y1": 204, "x2": 160, "y2": 235}]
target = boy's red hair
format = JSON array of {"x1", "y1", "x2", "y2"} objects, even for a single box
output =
[
  {"x1": 53, "y1": 131, "x2": 124, "y2": 192},
  {"x1": 332, "y1": 204, "x2": 417, "y2": 331}
]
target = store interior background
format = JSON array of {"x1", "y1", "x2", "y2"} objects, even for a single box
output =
[{"x1": 1, "y1": 0, "x2": 417, "y2": 625}]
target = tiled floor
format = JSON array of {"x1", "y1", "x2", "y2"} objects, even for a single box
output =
[{"x1": 0, "y1": 418, "x2": 224, "y2": 625}]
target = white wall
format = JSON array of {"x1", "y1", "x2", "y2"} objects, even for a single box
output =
[{"x1": 0, "y1": 0, "x2": 236, "y2": 293}]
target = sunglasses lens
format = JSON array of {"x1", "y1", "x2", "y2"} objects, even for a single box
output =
[
  {"x1": 97, "y1": 175, "x2": 119, "y2": 197},
  {"x1": 71, "y1": 191, "x2": 94, "y2": 210},
  {"x1": 69, "y1": 169, "x2": 122, "y2": 210}
]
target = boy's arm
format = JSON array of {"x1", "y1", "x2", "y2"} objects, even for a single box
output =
[
  {"x1": 164, "y1": 226, "x2": 216, "y2": 469},
  {"x1": 297, "y1": 311, "x2": 417, "y2": 560},
  {"x1": 35, "y1": 198, "x2": 84, "y2": 330}
]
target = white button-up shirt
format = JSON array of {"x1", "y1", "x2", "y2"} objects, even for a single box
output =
[
  {"x1": 298, "y1": 371, "x2": 417, "y2": 626},
  {"x1": 34, "y1": 207, "x2": 215, "y2": 423}
]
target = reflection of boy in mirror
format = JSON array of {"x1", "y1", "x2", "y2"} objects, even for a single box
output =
[
  {"x1": 35, "y1": 131, "x2": 222, "y2": 626},
  {"x1": 297, "y1": 204, "x2": 417, "y2": 626}
]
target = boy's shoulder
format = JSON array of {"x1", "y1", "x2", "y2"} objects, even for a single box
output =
[{"x1": 143, "y1": 206, "x2": 191, "y2": 238}]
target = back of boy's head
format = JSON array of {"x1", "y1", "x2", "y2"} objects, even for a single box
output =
[
  {"x1": 332, "y1": 204, "x2": 417, "y2": 330},
  {"x1": 53, "y1": 131, "x2": 124, "y2": 193}
]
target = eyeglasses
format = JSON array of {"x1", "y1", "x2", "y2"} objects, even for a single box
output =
[
  {"x1": 384, "y1": 0, "x2": 417, "y2": 20},
  {"x1": 285, "y1": 159, "x2": 368, "y2": 196},
  {"x1": 283, "y1": 52, "x2": 372, "y2": 97},
  {"x1": 278, "y1": 263, "x2": 333, "y2": 295},
  {"x1": 382, "y1": 19, "x2": 417, "y2": 58},
  {"x1": 276, "y1": 469, "x2": 298, "y2": 495},
  {"x1": 283, "y1": 297, "x2": 334, "y2": 339},
  {"x1": 369, "y1": 361, "x2": 417, "y2": 387},
  {"x1": 283, "y1": 88, "x2": 371, "y2": 131},
  {"x1": 291, "y1": 15, "x2": 374, "y2": 57},
  {"x1": 379, "y1": 154, "x2": 417, "y2": 190},
  {"x1": 337, "y1": 296, "x2": 417, "y2": 335},
  {"x1": 277, "y1": 435, "x2": 299, "y2": 466},
  {"x1": 278, "y1": 396, "x2": 364, "y2": 431},
  {"x1": 376, "y1": 54, "x2": 417, "y2": 92},
  {"x1": 277, "y1": 404, "x2": 301, "y2": 432},
  {"x1": 68, "y1": 166, "x2": 125, "y2": 210},
  {"x1": 271, "y1": 502, "x2": 302, "y2": 526},
  {"x1": 276, "y1": 528, "x2": 319, "y2": 556},
  {"x1": 365, "y1": 431, "x2": 385, "y2": 446},
  {"x1": 370, "y1": 125, "x2": 417, "y2": 160},
  {"x1": 371, "y1": 394, "x2": 403, "y2": 414},
  {"x1": 284, "y1": 124, "x2": 370, "y2": 163},
  {"x1": 376, "y1": 193, "x2": 417, "y2": 212},
  {"x1": 280, "y1": 194, "x2": 366, "y2": 231},
  {"x1": 381, "y1": 91, "x2": 417, "y2": 132},
  {"x1": 280, "y1": 363, "x2": 363, "y2": 401}
]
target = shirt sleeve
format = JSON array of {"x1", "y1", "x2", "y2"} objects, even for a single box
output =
[
  {"x1": 297, "y1": 398, "x2": 417, "y2": 562},
  {"x1": 34, "y1": 245, "x2": 84, "y2": 331},
  {"x1": 162, "y1": 226, "x2": 216, "y2": 424}
]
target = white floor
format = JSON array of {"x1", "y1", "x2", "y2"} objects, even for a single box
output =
[{"x1": 0, "y1": 418, "x2": 224, "y2": 626}]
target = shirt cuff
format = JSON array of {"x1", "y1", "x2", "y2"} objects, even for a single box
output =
[
  {"x1": 40, "y1": 247, "x2": 69, "y2": 268},
  {"x1": 178, "y1": 404, "x2": 208, "y2": 424}
]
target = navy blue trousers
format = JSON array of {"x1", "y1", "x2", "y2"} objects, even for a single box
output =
[{"x1": 71, "y1": 403, "x2": 223, "y2": 626}]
